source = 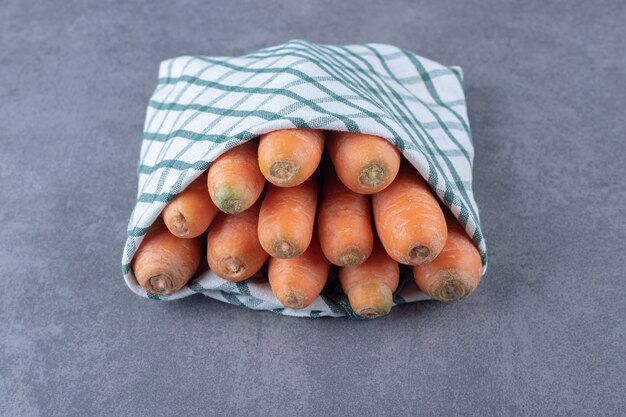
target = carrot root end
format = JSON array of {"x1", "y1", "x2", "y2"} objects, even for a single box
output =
[
  {"x1": 271, "y1": 240, "x2": 298, "y2": 258},
  {"x1": 277, "y1": 289, "x2": 305, "y2": 309},
  {"x1": 222, "y1": 199, "x2": 243, "y2": 214},
  {"x1": 358, "y1": 307, "x2": 387, "y2": 319},
  {"x1": 348, "y1": 282, "x2": 393, "y2": 319},
  {"x1": 269, "y1": 160, "x2": 297, "y2": 183},
  {"x1": 167, "y1": 211, "x2": 189, "y2": 237},
  {"x1": 430, "y1": 273, "x2": 475, "y2": 302},
  {"x1": 408, "y1": 245, "x2": 431, "y2": 264},
  {"x1": 359, "y1": 163, "x2": 386, "y2": 187},
  {"x1": 213, "y1": 186, "x2": 245, "y2": 213},
  {"x1": 147, "y1": 274, "x2": 174, "y2": 295},
  {"x1": 216, "y1": 256, "x2": 246, "y2": 280},
  {"x1": 337, "y1": 249, "x2": 366, "y2": 266}
]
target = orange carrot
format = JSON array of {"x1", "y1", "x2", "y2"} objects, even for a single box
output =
[
  {"x1": 413, "y1": 215, "x2": 482, "y2": 302},
  {"x1": 162, "y1": 173, "x2": 219, "y2": 238},
  {"x1": 132, "y1": 218, "x2": 201, "y2": 295},
  {"x1": 206, "y1": 201, "x2": 268, "y2": 282},
  {"x1": 258, "y1": 129, "x2": 324, "y2": 187},
  {"x1": 258, "y1": 175, "x2": 317, "y2": 258},
  {"x1": 327, "y1": 131, "x2": 401, "y2": 194},
  {"x1": 372, "y1": 161, "x2": 447, "y2": 265},
  {"x1": 339, "y1": 240, "x2": 399, "y2": 318},
  {"x1": 207, "y1": 140, "x2": 265, "y2": 213},
  {"x1": 268, "y1": 235, "x2": 330, "y2": 309},
  {"x1": 317, "y1": 165, "x2": 373, "y2": 266}
]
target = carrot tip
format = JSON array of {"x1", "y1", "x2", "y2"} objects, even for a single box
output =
[
  {"x1": 359, "y1": 163, "x2": 386, "y2": 187},
  {"x1": 212, "y1": 186, "x2": 245, "y2": 213},
  {"x1": 347, "y1": 282, "x2": 393, "y2": 319},
  {"x1": 216, "y1": 256, "x2": 246, "y2": 279},
  {"x1": 271, "y1": 240, "x2": 298, "y2": 258},
  {"x1": 358, "y1": 307, "x2": 387, "y2": 319},
  {"x1": 337, "y1": 249, "x2": 366, "y2": 266},
  {"x1": 268, "y1": 160, "x2": 297, "y2": 183},
  {"x1": 147, "y1": 274, "x2": 174, "y2": 295},
  {"x1": 166, "y1": 211, "x2": 189, "y2": 237},
  {"x1": 221, "y1": 199, "x2": 243, "y2": 214},
  {"x1": 277, "y1": 289, "x2": 305, "y2": 309},
  {"x1": 430, "y1": 272, "x2": 475, "y2": 302},
  {"x1": 408, "y1": 245, "x2": 431, "y2": 264}
]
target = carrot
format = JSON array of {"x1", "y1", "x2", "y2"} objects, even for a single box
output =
[
  {"x1": 268, "y1": 235, "x2": 330, "y2": 309},
  {"x1": 258, "y1": 129, "x2": 324, "y2": 187},
  {"x1": 258, "y1": 175, "x2": 317, "y2": 258},
  {"x1": 327, "y1": 131, "x2": 401, "y2": 194},
  {"x1": 317, "y1": 165, "x2": 373, "y2": 266},
  {"x1": 162, "y1": 173, "x2": 219, "y2": 238},
  {"x1": 206, "y1": 201, "x2": 268, "y2": 282},
  {"x1": 339, "y1": 240, "x2": 399, "y2": 318},
  {"x1": 207, "y1": 140, "x2": 265, "y2": 214},
  {"x1": 372, "y1": 161, "x2": 447, "y2": 265},
  {"x1": 132, "y1": 218, "x2": 201, "y2": 295},
  {"x1": 412, "y1": 215, "x2": 482, "y2": 302}
]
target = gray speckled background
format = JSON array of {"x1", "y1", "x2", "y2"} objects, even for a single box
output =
[{"x1": 1, "y1": 0, "x2": 625, "y2": 416}]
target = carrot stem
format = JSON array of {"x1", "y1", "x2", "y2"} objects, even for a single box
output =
[
  {"x1": 412, "y1": 214, "x2": 482, "y2": 302},
  {"x1": 258, "y1": 129, "x2": 325, "y2": 187},
  {"x1": 132, "y1": 219, "x2": 202, "y2": 295},
  {"x1": 327, "y1": 131, "x2": 401, "y2": 194},
  {"x1": 339, "y1": 240, "x2": 399, "y2": 318},
  {"x1": 162, "y1": 173, "x2": 218, "y2": 238},
  {"x1": 268, "y1": 235, "x2": 330, "y2": 309},
  {"x1": 207, "y1": 140, "x2": 265, "y2": 214},
  {"x1": 258, "y1": 175, "x2": 317, "y2": 259},
  {"x1": 372, "y1": 161, "x2": 447, "y2": 265},
  {"x1": 206, "y1": 201, "x2": 268, "y2": 282},
  {"x1": 317, "y1": 164, "x2": 373, "y2": 266}
]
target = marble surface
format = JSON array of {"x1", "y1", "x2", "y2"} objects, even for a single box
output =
[{"x1": 1, "y1": 0, "x2": 625, "y2": 415}]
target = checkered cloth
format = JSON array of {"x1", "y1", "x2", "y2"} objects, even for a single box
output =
[{"x1": 122, "y1": 40, "x2": 487, "y2": 318}]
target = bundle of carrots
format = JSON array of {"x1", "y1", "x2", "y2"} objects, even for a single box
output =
[{"x1": 132, "y1": 129, "x2": 482, "y2": 318}]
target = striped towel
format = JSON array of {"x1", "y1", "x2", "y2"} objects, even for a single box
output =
[{"x1": 122, "y1": 40, "x2": 487, "y2": 318}]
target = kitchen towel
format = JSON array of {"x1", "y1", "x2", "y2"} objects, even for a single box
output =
[{"x1": 122, "y1": 39, "x2": 487, "y2": 318}]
